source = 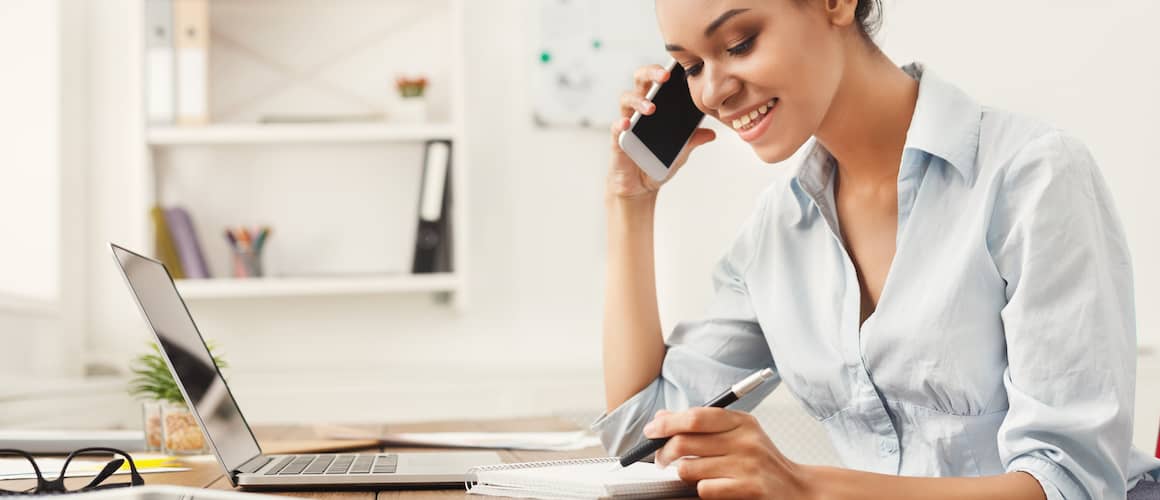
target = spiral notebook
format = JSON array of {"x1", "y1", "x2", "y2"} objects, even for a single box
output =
[{"x1": 465, "y1": 457, "x2": 695, "y2": 500}]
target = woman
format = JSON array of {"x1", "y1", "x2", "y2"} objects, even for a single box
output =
[{"x1": 596, "y1": 1, "x2": 1160, "y2": 498}]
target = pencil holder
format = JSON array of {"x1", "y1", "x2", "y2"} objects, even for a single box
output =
[
  {"x1": 225, "y1": 226, "x2": 270, "y2": 278},
  {"x1": 232, "y1": 248, "x2": 264, "y2": 278}
]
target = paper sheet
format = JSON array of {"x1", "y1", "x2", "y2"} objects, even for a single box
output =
[
  {"x1": 319, "y1": 426, "x2": 602, "y2": 451},
  {"x1": 0, "y1": 457, "x2": 188, "y2": 481}
]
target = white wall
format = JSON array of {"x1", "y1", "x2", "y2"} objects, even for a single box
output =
[
  {"x1": 0, "y1": 1, "x2": 61, "y2": 304},
  {"x1": 0, "y1": 0, "x2": 88, "y2": 378},
  {"x1": 76, "y1": 0, "x2": 1157, "y2": 450}
]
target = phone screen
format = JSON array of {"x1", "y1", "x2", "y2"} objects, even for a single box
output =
[{"x1": 631, "y1": 64, "x2": 705, "y2": 167}]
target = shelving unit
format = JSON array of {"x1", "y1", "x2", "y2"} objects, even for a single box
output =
[
  {"x1": 138, "y1": 0, "x2": 468, "y2": 307},
  {"x1": 175, "y1": 273, "x2": 460, "y2": 300},
  {"x1": 147, "y1": 122, "x2": 457, "y2": 145}
]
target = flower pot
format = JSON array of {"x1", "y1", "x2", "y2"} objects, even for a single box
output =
[
  {"x1": 161, "y1": 401, "x2": 209, "y2": 455},
  {"x1": 393, "y1": 96, "x2": 428, "y2": 123}
]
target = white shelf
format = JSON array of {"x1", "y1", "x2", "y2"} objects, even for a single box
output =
[
  {"x1": 147, "y1": 122, "x2": 457, "y2": 146},
  {"x1": 175, "y1": 273, "x2": 460, "y2": 299}
]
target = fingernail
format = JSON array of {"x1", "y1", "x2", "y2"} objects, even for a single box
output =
[{"x1": 643, "y1": 421, "x2": 657, "y2": 436}]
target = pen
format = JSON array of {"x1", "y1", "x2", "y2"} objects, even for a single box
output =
[
  {"x1": 254, "y1": 226, "x2": 270, "y2": 253},
  {"x1": 224, "y1": 229, "x2": 237, "y2": 250},
  {"x1": 617, "y1": 368, "x2": 776, "y2": 468}
]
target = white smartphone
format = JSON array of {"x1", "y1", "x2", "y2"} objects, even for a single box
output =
[{"x1": 617, "y1": 60, "x2": 706, "y2": 182}]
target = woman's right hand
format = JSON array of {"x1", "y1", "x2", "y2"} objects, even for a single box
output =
[{"x1": 608, "y1": 64, "x2": 717, "y2": 201}]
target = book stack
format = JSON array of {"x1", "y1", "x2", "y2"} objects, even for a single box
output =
[{"x1": 151, "y1": 205, "x2": 211, "y2": 279}]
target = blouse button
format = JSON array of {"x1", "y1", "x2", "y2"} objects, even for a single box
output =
[{"x1": 878, "y1": 439, "x2": 899, "y2": 456}]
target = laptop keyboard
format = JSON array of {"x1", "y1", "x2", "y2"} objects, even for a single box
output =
[{"x1": 264, "y1": 454, "x2": 398, "y2": 475}]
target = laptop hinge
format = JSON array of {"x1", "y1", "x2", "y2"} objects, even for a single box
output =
[{"x1": 234, "y1": 454, "x2": 271, "y2": 478}]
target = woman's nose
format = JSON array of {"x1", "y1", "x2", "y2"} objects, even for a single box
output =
[{"x1": 699, "y1": 65, "x2": 741, "y2": 112}]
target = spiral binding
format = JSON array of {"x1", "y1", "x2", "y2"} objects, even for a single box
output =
[{"x1": 463, "y1": 456, "x2": 619, "y2": 490}]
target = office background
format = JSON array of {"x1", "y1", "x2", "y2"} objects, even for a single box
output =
[{"x1": 1, "y1": 0, "x2": 1157, "y2": 458}]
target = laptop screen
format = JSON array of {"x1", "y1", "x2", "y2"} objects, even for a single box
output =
[{"x1": 111, "y1": 244, "x2": 262, "y2": 473}]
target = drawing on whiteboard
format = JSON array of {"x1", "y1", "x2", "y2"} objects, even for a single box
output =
[{"x1": 532, "y1": 0, "x2": 666, "y2": 129}]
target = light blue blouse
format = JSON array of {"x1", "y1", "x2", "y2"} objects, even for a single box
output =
[{"x1": 592, "y1": 63, "x2": 1160, "y2": 499}]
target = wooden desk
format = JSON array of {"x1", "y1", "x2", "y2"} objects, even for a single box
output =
[{"x1": 2, "y1": 417, "x2": 606, "y2": 499}]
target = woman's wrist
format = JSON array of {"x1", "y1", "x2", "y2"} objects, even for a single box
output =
[
  {"x1": 605, "y1": 191, "x2": 658, "y2": 226},
  {"x1": 796, "y1": 464, "x2": 832, "y2": 500},
  {"x1": 605, "y1": 190, "x2": 658, "y2": 209}
]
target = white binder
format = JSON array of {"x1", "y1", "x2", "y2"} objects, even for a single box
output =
[
  {"x1": 144, "y1": 0, "x2": 175, "y2": 124},
  {"x1": 174, "y1": 0, "x2": 209, "y2": 125}
]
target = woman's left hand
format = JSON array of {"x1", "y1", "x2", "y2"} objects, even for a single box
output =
[{"x1": 645, "y1": 407, "x2": 814, "y2": 499}]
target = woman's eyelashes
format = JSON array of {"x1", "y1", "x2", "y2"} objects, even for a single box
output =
[
  {"x1": 726, "y1": 35, "x2": 757, "y2": 56},
  {"x1": 682, "y1": 35, "x2": 758, "y2": 78}
]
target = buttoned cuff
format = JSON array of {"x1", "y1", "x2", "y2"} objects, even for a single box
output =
[{"x1": 589, "y1": 378, "x2": 665, "y2": 458}]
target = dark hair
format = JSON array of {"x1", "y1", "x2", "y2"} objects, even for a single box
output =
[
  {"x1": 854, "y1": 0, "x2": 884, "y2": 40},
  {"x1": 793, "y1": 0, "x2": 883, "y2": 42}
]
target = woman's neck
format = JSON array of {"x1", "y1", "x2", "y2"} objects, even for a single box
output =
[{"x1": 814, "y1": 47, "x2": 919, "y2": 191}]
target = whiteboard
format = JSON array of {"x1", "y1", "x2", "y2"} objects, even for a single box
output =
[{"x1": 532, "y1": 0, "x2": 668, "y2": 128}]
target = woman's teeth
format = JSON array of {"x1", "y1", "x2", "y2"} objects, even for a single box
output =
[{"x1": 732, "y1": 98, "x2": 778, "y2": 131}]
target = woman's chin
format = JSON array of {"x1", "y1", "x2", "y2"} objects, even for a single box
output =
[{"x1": 752, "y1": 140, "x2": 799, "y2": 165}]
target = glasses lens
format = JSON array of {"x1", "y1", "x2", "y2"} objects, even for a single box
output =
[
  {"x1": 0, "y1": 449, "x2": 42, "y2": 494},
  {"x1": 59, "y1": 448, "x2": 143, "y2": 492}
]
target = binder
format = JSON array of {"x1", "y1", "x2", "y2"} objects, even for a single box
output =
[
  {"x1": 412, "y1": 140, "x2": 453, "y2": 274},
  {"x1": 174, "y1": 0, "x2": 209, "y2": 125},
  {"x1": 144, "y1": 0, "x2": 175, "y2": 124}
]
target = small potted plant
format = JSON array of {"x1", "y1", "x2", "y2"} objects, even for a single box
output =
[
  {"x1": 128, "y1": 342, "x2": 227, "y2": 455},
  {"x1": 393, "y1": 74, "x2": 429, "y2": 122}
]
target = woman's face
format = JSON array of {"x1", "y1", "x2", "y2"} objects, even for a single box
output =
[{"x1": 656, "y1": 0, "x2": 853, "y2": 163}]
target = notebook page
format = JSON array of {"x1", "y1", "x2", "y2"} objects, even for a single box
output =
[{"x1": 472, "y1": 461, "x2": 692, "y2": 499}]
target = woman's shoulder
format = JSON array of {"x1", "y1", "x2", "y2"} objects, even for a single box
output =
[{"x1": 976, "y1": 106, "x2": 1100, "y2": 183}]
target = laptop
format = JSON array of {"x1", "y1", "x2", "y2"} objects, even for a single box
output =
[{"x1": 109, "y1": 243, "x2": 502, "y2": 489}]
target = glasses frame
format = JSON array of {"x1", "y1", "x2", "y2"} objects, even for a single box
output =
[{"x1": 0, "y1": 447, "x2": 145, "y2": 495}]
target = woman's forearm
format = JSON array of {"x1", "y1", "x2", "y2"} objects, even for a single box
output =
[
  {"x1": 602, "y1": 193, "x2": 666, "y2": 411},
  {"x1": 805, "y1": 466, "x2": 1046, "y2": 500}
]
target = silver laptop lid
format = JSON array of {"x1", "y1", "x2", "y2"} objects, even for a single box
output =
[{"x1": 110, "y1": 244, "x2": 262, "y2": 476}]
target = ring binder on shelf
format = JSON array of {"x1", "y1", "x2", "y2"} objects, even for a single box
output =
[{"x1": 412, "y1": 140, "x2": 453, "y2": 274}]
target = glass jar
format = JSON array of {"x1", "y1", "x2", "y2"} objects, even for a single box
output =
[
  {"x1": 141, "y1": 400, "x2": 163, "y2": 452},
  {"x1": 161, "y1": 401, "x2": 209, "y2": 455}
]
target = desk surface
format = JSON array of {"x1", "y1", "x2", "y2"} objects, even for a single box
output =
[{"x1": 3, "y1": 417, "x2": 606, "y2": 499}]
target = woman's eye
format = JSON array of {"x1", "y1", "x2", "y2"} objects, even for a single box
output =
[
  {"x1": 727, "y1": 35, "x2": 757, "y2": 56},
  {"x1": 681, "y1": 35, "x2": 755, "y2": 78}
]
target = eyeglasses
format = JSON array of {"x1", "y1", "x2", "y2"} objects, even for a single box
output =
[{"x1": 0, "y1": 447, "x2": 145, "y2": 495}]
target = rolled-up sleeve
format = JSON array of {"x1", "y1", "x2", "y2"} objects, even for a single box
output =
[
  {"x1": 591, "y1": 191, "x2": 780, "y2": 457},
  {"x1": 989, "y1": 132, "x2": 1137, "y2": 499}
]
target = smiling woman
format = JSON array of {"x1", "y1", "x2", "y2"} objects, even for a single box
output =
[{"x1": 599, "y1": 1, "x2": 1160, "y2": 499}]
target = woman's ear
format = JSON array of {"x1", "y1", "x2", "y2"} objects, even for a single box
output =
[{"x1": 823, "y1": 0, "x2": 858, "y2": 29}]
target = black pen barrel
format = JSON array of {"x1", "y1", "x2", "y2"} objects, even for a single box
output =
[
  {"x1": 614, "y1": 369, "x2": 775, "y2": 469},
  {"x1": 617, "y1": 388, "x2": 739, "y2": 467},
  {"x1": 619, "y1": 436, "x2": 670, "y2": 467}
]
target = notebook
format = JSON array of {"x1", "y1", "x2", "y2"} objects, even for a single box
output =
[{"x1": 465, "y1": 457, "x2": 696, "y2": 500}]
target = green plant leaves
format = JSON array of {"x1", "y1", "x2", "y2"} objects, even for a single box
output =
[{"x1": 127, "y1": 341, "x2": 228, "y2": 403}]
